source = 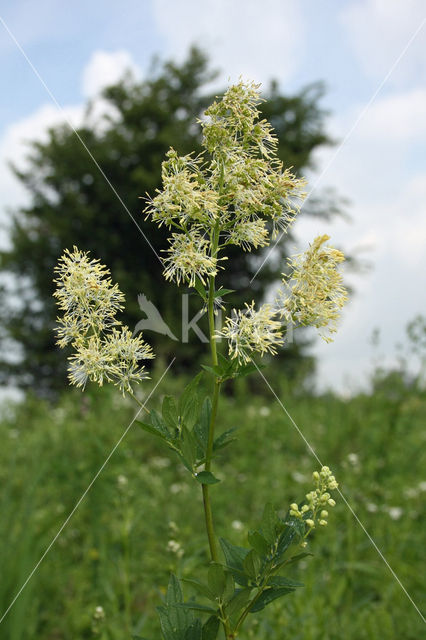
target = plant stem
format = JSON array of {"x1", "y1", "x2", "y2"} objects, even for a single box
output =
[
  {"x1": 201, "y1": 224, "x2": 234, "y2": 640},
  {"x1": 127, "y1": 389, "x2": 150, "y2": 414}
]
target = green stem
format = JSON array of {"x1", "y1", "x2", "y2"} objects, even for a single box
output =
[
  {"x1": 127, "y1": 389, "x2": 150, "y2": 414},
  {"x1": 201, "y1": 222, "x2": 234, "y2": 640}
]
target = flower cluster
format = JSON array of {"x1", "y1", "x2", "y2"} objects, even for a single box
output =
[
  {"x1": 54, "y1": 247, "x2": 154, "y2": 394},
  {"x1": 163, "y1": 230, "x2": 219, "y2": 287},
  {"x1": 145, "y1": 80, "x2": 306, "y2": 288},
  {"x1": 280, "y1": 235, "x2": 348, "y2": 342},
  {"x1": 219, "y1": 235, "x2": 347, "y2": 363},
  {"x1": 218, "y1": 302, "x2": 284, "y2": 363},
  {"x1": 290, "y1": 466, "x2": 338, "y2": 543}
]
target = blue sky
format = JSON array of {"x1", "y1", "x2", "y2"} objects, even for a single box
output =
[{"x1": 1, "y1": 0, "x2": 426, "y2": 393}]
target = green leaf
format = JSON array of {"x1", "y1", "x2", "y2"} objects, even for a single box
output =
[
  {"x1": 261, "y1": 503, "x2": 279, "y2": 545},
  {"x1": 243, "y1": 549, "x2": 261, "y2": 580},
  {"x1": 202, "y1": 616, "x2": 220, "y2": 640},
  {"x1": 136, "y1": 420, "x2": 167, "y2": 440},
  {"x1": 179, "y1": 373, "x2": 203, "y2": 428},
  {"x1": 286, "y1": 551, "x2": 313, "y2": 565},
  {"x1": 208, "y1": 563, "x2": 226, "y2": 598},
  {"x1": 213, "y1": 288, "x2": 234, "y2": 298},
  {"x1": 180, "y1": 426, "x2": 197, "y2": 471},
  {"x1": 193, "y1": 277, "x2": 207, "y2": 301},
  {"x1": 247, "y1": 530, "x2": 270, "y2": 557},
  {"x1": 184, "y1": 619, "x2": 202, "y2": 640},
  {"x1": 166, "y1": 574, "x2": 183, "y2": 606},
  {"x1": 181, "y1": 579, "x2": 215, "y2": 602},
  {"x1": 225, "y1": 588, "x2": 252, "y2": 618},
  {"x1": 249, "y1": 586, "x2": 295, "y2": 613},
  {"x1": 195, "y1": 471, "x2": 220, "y2": 485},
  {"x1": 219, "y1": 538, "x2": 250, "y2": 587},
  {"x1": 267, "y1": 576, "x2": 304, "y2": 588},
  {"x1": 150, "y1": 409, "x2": 170, "y2": 438},
  {"x1": 194, "y1": 397, "x2": 211, "y2": 451},
  {"x1": 213, "y1": 428, "x2": 237, "y2": 452},
  {"x1": 222, "y1": 571, "x2": 235, "y2": 604},
  {"x1": 177, "y1": 603, "x2": 217, "y2": 613},
  {"x1": 162, "y1": 395, "x2": 179, "y2": 431}
]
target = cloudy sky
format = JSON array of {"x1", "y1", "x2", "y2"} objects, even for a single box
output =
[{"x1": 1, "y1": 0, "x2": 425, "y2": 393}]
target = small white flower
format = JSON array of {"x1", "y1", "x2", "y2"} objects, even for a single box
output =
[
  {"x1": 232, "y1": 520, "x2": 244, "y2": 531},
  {"x1": 387, "y1": 507, "x2": 403, "y2": 521},
  {"x1": 259, "y1": 406, "x2": 271, "y2": 417}
]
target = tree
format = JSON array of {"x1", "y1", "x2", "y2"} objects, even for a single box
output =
[{"x1": 0, "y1": 47, "x2": 342, "y2": 396}]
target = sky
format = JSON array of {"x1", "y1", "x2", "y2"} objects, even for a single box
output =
[{"x1": 1, "y1": 0, "x2": 426, "y2": 394}]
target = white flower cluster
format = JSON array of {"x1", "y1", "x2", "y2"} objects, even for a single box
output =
[
  {"x1": 54, "y1": 247, "x2": 154, "y2": 394},
  {"x1": 289, "y1": 466, "x2": 338, "y2": 543},
  {"x1": 218, "y1": 302, "x2": 284, "y2": 364},
  {"x1": 280, "y1": 235, "x2": 348, "y2": 342},
  {"x1": 145, "y1": 81, "x2": 306, "y2": 288},
  {"x1": 218, "y1": 235, "x2": 347, "y2": 363}
]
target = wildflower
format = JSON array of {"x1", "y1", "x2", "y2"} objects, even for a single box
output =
[
  {"x1": 289, "y1": 465, "x2": 338, "y2": 537},
  {"x1": 279, "y1": 235, "x2": 348, "y2": 342},
  {"x1": 163, "y1": 231, "x2": 219, "y2": 287},
  {"x1": 218, "y1": 302, "x2": 284, "y2": 363},
  {"x1": 54, "y1": 247, "x2": 154, "y2": 394},
  {"x1": 54, "y1": 246, "x2": 125, "y2": 346},
  {"x1": 145, "y1": 149, "x2": 219, "y2": 228}
]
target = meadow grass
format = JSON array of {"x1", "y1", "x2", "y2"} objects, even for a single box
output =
[{"x1": 0, "y1": 370, "x2": 425, "y2": 639}]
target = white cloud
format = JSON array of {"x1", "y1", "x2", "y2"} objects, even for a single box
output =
[
  {"x1": 355, "y1": 89, "x2": 426, "y2": 142},
  {"x1": 81, "y1": 49, "x2": 142, "y2": 98},
  {"x1": 0, "y1": 49, "x2": 141, "y2": 248},
  {"x1": 340, "y1": 0, "x2": 426, "y2": 87},
  {"x1": 0, "y1": 103, "x2": 85, "y2": 249},
  {"x1": 152, "y1": 0, "x2": 305, "y2": 87}
]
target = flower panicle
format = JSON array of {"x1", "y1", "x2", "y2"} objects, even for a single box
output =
[
  {"x1": 54, "y1": 246, "x2": 154, "y2": 394},
  {"x1": 289, "y1": 466, "x2": 338, "y2": 545},
  {"x1": 163, "y1": 230, "x2": 221, "y2": 287},
  {"x1": 217, "y1": 301, "x2": 284, "y2": 364},
  {"x1": 279, "y1": 234, "x2": 348, "y2": 342}
]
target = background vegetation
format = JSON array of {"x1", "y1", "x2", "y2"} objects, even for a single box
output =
[{"x1": 1, "y1": 345, "x2": 425, "y2": 639}]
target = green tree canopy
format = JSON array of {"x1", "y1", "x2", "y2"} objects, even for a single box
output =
[{"x1": 0, "y1": 47, "x2": 342, "y2": 396}]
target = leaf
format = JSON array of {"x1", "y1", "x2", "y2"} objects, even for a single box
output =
[
  {"x1": 150, "y1": 409, "x2": 170, "y2": 438},
  {"x1": 179, "y1": 373, "x2": 203, "y2": 428},
  {"x1": 213, "y1": 288, "x2": 234, "y2": 298},
  {"x1": 213, "y1": 428, "x2": 237, "y2": 452},
  {"x1": 247, "y1": 530, "x2": 270, "y2": 557},
  {"x1": 162, "y1": 395, "x2": 179, "y2": 431},
  {"x1": 260, "y1": 503, "x2": 279, "y2": 545},
  {"x1": 286, "y1": 551, "x2": 313, "y2": 565},
  {"x1": 225, "y1": 588, "x2": 253, "y2": 618},
  {"x1": 180, "y1": 426, "x2": 198, "y2": 471},
  {"x1": 184, "y1": 619, "x2": 203, "y2": 640},
  {"x1": 249, "y1": 586, "x2": 295, "y2": 613},
  {"x1": 267, "y1": 576, "x2": 304, "y2": 588},
  {"x1": 177, "y1": 603, "x2": 217, "y2": 613},
  {"x1": 193, "y1": 277, "x2": 207, "y2": 301},
  {"x1": 136, "y1": 420, "x2": 168, "y2": 440},
  {"x1": 243, "y1": 549, "x2": 261, "y2": 580},
  {"x1": 194, "y1": 397, "x2": 211, "y2": 451},
  {"x1": 219, "y1": 538, "x2": 250, "y2": 586},
  {"x1": 181, "y1": 579, "x2": 215, "y2": 602},
  {"x1": 202, "y1": 616, "x2": 220, "y2": 640},
  {"x1": 166, "y1": 574, "x2": 183, "y2": 606},
  {"x1": 275, "y1": 515, "x2": 305, "y2": 559},
  {"x1": 208, "y1": 563, "x2": 226, "y2": 598},
  {"x1": 222, "y1": 571, "x2": 235, "y2": 604},
  {"x1": 195, "y1": 471, "x2": 220, "y2": 485}
]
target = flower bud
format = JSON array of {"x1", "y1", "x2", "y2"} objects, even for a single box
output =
[
  {"x1": 319, "y1": 519, "x2": 327, "y2": 526},
  {"x1": 305, "y1": 519, "x2": 315, "y2": 528},
  {"x1": 328, "y1": 498, "x2": 336, "y2": 507},
  {"x1": 320, "y1": 510, "x2": 328, "y2": 519}
]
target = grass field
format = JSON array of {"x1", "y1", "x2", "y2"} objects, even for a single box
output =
[{"x1": 0, "y1": 368, "x2": 425, "y2": 639}]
